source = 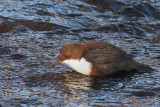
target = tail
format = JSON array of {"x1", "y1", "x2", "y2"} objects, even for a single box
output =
[{"x1": 132, "y1": 61, "x2": 154, "y2": 73}]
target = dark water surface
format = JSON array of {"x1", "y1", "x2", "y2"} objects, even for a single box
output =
[{"x1": 0, "y1": 0, "x2": 160, "y2": 106}]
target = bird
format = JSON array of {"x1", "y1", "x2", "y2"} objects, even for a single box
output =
[{"x1": 53, "y1": 41, "x2": 152, "y2": 76}]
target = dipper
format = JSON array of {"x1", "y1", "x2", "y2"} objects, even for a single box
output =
[{"x1": 53, "y1": 41, "x2": 152, "y2": 76}]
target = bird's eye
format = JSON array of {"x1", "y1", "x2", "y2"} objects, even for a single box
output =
[{"x1": 65, "y1": 55, "x2": 70, "y2": 59}]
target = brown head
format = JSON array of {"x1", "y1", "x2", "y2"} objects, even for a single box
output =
[
  {"x1": 52, "y1": 43, "x2": 85, "y2": 67},
  {"x1": 59, "y1": 43, "x2": 84, "y2": 62}
]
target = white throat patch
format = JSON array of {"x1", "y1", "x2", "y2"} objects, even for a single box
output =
[{"x1": 62, "y1": 57, "x2": 92, "y2": 75}]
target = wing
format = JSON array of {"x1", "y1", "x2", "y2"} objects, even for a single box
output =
[{"x1": 82, "y1": 42, "x2": 133, "y2": 64}]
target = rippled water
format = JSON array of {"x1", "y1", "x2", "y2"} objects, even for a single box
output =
[{"x1": 0, "y1": 0, "x2": 160, "y2": 107}]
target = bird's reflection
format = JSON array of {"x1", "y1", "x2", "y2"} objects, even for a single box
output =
[{"x1": 23, "y1": 70, "x2": 137, "y2": 91}]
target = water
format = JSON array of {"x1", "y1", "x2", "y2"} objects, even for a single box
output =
[{"x1": 0, "y1": 0, "x2": 160, "y2": 106}]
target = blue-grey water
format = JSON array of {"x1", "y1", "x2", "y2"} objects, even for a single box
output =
[{"x1": 0, "y1": 0, "x2": 160, "y2": 107}]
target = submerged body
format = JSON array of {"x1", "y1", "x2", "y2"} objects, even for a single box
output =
[{"x1": 55, "y1": 41, "x2": 152, "y2": 76}]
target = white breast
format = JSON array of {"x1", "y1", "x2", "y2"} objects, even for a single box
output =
[{"x1": 62, "y1": 57, "x2": 92, "y2": 75}]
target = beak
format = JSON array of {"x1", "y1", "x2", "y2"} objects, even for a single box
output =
[{"x1": 52, "y1": 60, "x2": 61, "y2": 68}]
